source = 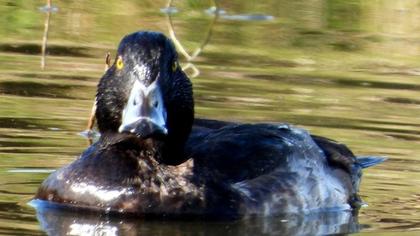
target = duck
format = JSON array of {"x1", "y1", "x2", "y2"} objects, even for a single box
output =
[{"x1": 34, "y1": 31, "x2": 385, "y2": 219}]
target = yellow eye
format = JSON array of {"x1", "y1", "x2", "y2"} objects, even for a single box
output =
[
  {"x1": 116, "y1": 56, "x2": 124, "y2": 70},
  {"x1": 172, "y1": 61, "x2": 178, "y2": 72}
]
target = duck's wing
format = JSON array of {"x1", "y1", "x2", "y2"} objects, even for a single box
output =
[
  {"x1": 311, "y1": 135, "x2": 386, "y2": 171},
  {"x1": 310, "y1": 134, "x2": 386, "y2": 207},
  {"x1": 188, "y1": 123, "x2": 355, "y2": 214},
  {"x1": 189, "y1": 119, "x2": 384, "y2": 184},
  {"x1": 189, "y1": 123, "x2": 326, "y2": 183},
  {"x1": 310, "y1": 135, "x2": 357, "y2": 173},
  {"x1": 193, "y1": 118, "x2": 236, "y2": 130},
  {"x1": 186, "y1": 118, "x2": 236, "y2": 157},
  {"x1": 192, "y1": 118, "x2": 368, "y2": 174}
]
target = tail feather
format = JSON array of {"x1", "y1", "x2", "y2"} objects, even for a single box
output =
[{"x1": 357, "y1": 156, "x2": 387, "y2": 169}]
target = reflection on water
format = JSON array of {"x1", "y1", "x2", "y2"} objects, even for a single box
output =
[
  {"x1": 163, "y1": 0, "x2": 220, "y2": 78},
  {"x1": 0, "y1": 0, "x2": 419, "y2": 235},
  {"x1": 33, "y1": 200, "x2": 359, "y2": 236},
  {"x1": 205, "y1": 6, "x2": 275, "y2": 21}
]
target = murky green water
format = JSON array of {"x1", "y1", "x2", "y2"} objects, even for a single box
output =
[{"x1": 0, "y1": 0, "x2": 419, "y2": 235}]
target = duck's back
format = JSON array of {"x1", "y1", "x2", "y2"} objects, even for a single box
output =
[{"x1": 187, "y1": 122, "x2": 354, "y2": 216}]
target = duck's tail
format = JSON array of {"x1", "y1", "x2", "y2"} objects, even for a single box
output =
[{"x1": 357, "y1": 156, "x2": 387, "y2": 169}]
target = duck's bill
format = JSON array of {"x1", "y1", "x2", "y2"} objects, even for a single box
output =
[
  {"x1": 119, "y1": 117, "x2": 167, "y2": 138},
  {"x1": 118, "y1": 79, "x2": 168, "y2": 139}
]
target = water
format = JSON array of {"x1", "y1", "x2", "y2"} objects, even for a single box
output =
[{"x1": 0, "y1": 0, "x2": 419, "y2": 235}]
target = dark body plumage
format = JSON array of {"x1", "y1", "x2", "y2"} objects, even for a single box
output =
[{"x1": 34, "y1": 31, "x2": 384, "y2": 218}]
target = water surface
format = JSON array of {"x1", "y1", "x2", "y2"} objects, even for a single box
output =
[{"x1": 0, "y1": 0, "x2": 419, "y2": 235}]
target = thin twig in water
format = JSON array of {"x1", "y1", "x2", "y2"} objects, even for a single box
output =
[{"x1": 40, "y1": 0, "x2": 52, "y2": 70}]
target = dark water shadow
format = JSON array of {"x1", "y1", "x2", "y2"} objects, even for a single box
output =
[
  {"x1": 386, "y1": 134, "x2": 420, "y2": 142},
  {"x1": 205, "y1": 51, "x2": 299, "y2": 68},
  {"x1": 384, "y1": 97, "x2": 420, "y2": 105},
  {"x1": 0, "y1": 117, "x2": 66, "y2": 130},
  {"x1": 32, "y1": 200, "x2": 360, "y2": 236},
  {"x1": 248, "y1": 73, "x2": 420, "y2": 91},
  {"x1": 13, "y1": 72, "x2": 96, "y2": 82},
  {"x1": 0, "y1": 81, "x2": 86, "y2": 99},
  {"x1": 0, "y1": 43, "x2": 92, "y2": 57},
  {"x1": 335, "y1": 79, "x2": 420, "y2": 91}
]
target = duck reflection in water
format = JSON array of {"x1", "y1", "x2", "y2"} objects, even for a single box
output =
[
  {"x1": 33, "y1": 199, "x2": 360, "y2": 236},
  {"x1": 32, "y1": 31, "x2": 384, "y2": 228}
]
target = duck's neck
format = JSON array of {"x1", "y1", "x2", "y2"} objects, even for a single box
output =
[
  {"x1": 99, "y1": 133, "x2": 162, "y2": 162},
  {"x1": 158, "y1": 140, "x2": 190, "y2": 165},
  {"x1": 158, "y1": 69, "x2": 194, "y2": 166},
  {"x1": 98, "y1": 131, "x2": 190, "y2": 166}
]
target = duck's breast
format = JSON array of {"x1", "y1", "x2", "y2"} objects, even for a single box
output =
[{"x1": 35, "y1": 143, "x2": 205, "y2": 215}]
